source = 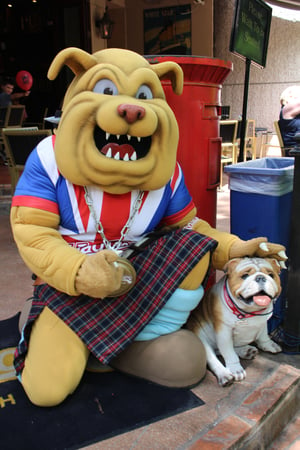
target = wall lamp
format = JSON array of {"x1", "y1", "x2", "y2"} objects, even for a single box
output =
[{"x1": 95, "y1": 6, "x2": 114, "y2": 39}]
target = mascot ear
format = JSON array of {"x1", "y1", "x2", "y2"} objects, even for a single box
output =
[
  {"x1": 47, "y1": 47, "x2": 98, "y2": 80},
  {"x1": 151, "y1": 61, "x2": 183, "y2": 96}
]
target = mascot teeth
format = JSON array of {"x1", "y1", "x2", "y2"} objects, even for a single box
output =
[
  {"x1": 105, "y1": 132, "x2": 141, "y2": 143},
  {"x1": 94, "y1": 126, "x2": 151, "y2": 161},
  {"x1": 103, "y1": 146, "x2": 137, "y2": 161}
]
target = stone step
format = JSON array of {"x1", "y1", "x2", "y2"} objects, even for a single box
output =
[
  {"x1": 268, "y1": 409, "x2": 300, "y2": 449},
  {"x1": 96, "y1": 355, "x2": 299, "y2": 449},
  {"x1": 189, "y1": 363, "x2": 300, "y2": 450}
]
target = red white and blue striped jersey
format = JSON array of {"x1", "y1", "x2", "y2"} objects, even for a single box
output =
[{"x1": 12, "y1": 135, "x2": 195, "y2": 254}]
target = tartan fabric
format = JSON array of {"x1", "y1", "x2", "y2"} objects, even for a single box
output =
[{"x1": 14, "y1": 229, "x2": 217, "y2": 373}]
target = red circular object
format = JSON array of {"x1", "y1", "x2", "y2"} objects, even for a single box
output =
[{"x1": 16, "y1": 70, "x2": 33, "y2": 91}]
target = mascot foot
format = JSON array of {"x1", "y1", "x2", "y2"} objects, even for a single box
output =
[
  {"x1": 86, "y1": 353, "x2": 114, "y2": 373},
  {"x1": 111, "y1": 329, "x2": 206, "y2": 388}
]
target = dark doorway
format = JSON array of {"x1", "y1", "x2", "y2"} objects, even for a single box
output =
[{"x1": 0, "y1": 0, "x2": 91, "y2": 123}]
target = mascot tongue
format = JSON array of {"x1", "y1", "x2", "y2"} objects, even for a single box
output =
[
  {"x1": 253, "y1": 295, "x2": 271, "y2": 306},
  {"x1": 102, "y1": 142, "x2": 135, "y2": 159}
]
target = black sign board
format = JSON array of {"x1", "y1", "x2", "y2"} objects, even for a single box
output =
[{"x1": 230, "y1": 0, "x2": 272, "y2": 67}]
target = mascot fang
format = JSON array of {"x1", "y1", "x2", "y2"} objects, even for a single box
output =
[{"x1": 10, "y1": 48, "x2": 287, "y2": 407}]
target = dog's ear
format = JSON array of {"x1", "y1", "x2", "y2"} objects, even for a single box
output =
[
  {"x1": 267, "y1": 257, "x2": 282, "y2": 274},
  {"x1": 223, "y1": 258, "x2": 242, "y2": 274}
]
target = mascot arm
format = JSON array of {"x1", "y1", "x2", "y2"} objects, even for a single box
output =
[
  {"x1": 10, "y1": 206, "x2": 123, "y2": 297},
  {"x1": 192, "y1": 219, "x2": 287, "y2": 269},
  {"x1": 175, "y1": 209, "x2": 287, "y2": 270},
  {"x1": 191, "y1": 219, "x2": 238, "y2": 269}
]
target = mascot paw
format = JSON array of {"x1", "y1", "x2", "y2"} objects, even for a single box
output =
[
  {"x1": 229, "y1": 238, "x2": 287, "y2": 269},
  {"x1": 75, "y1": 250, "x2": 124, "y2": 298}
]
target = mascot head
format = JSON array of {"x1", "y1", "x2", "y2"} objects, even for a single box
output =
[{"x1": 48, "y1": 47, "x2": 183, "y2": 194}]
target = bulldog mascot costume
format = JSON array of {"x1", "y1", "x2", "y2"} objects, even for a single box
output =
[{"x1": 10, "y1": 48, "x2": 287, "y2": 407}]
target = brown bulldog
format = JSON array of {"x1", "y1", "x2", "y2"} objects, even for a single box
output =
[{"x1": 187, "y1": 257, "x2": 282, "y2": 386}]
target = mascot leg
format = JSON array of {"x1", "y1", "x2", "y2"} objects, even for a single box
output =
[
  {"x1": 111, "y1": 252, "x2": 211, "y2": 387},
  {"x1": 21, "y1": 307, "x2": 89, "y2": 407},
  {"x1": 111, "y1": 329, "x2": 206, "y2": 387},
  {"x1": 179, "y1": 252, "x2": 211, "y2": 290}
]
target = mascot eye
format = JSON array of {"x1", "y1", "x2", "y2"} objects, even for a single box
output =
[
  {"x1": 93, "y1": 79, "x2": 118, "y2": 96},
  {"x1": 241, "y1": 274, "x2": 249, "y2": 280},
  {"x1": 136, "y1": 85, "x2": 153, "y2": 100}
]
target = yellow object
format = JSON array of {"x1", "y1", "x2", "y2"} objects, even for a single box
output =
[
  {"x1": 10, "y1": 47, "x2": 243, "y2": 295},
  {"x1": 9, "y1": 48, "x2": 287, "y2": 406},
  {"x1": 0, "y1": 347, "x2": 17, "y2": 383},
  {"x1": 21, "y1": 307, "x2": 89, "y2": 407}
]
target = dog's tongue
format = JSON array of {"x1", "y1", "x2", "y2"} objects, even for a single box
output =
[{"x1": 253, "y1": 295, "x2": 271, "y2": 306}]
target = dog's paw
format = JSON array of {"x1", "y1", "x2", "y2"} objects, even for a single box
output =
[
  {"x1": 235, "y1": 345, "x2": 258, "y2": 360},
  {"x1": 227, "y1": 362, "x2": 246, "y2": 381},
  {"x1": 258, "y1": 339, "x2": 282, "y2": 354},
  {"x1": 216, "y1": 368, "x2": 235, "y2": 387}
]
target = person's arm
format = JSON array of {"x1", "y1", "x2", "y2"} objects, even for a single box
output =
[{"x1": 11, "y1": 91, "x2": 30, "y2": 103}]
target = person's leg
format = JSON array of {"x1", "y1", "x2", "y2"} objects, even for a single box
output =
[
  {"x1": 111, "y1": 329, "x2": 206, "y2": 387},
  {"x1": 21, "y1": 307, "x2": 89, "y2": 407}
]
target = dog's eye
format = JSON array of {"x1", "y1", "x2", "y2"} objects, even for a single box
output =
[
  {"x1": 268, "y1": 272, "x2": 274, "y2": 278},
  {"x1": 136, "y1": 85, "x2": 153, "y2": 100},
  {"x1": 241, "y1": 274, "x2": 249, "y2": 280},
  {"x1": 93, "y1": 79, "x2": 118, "y2": 96}
]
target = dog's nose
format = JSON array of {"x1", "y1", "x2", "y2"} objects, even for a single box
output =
[
  {"x1": 255, "y1": 275, "x2": 266, "y2": 283},
  {"x1": 117, "y1": 104, "x2": 146, "y2": 124}
]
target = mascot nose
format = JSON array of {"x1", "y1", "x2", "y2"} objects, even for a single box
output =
[
  {"x1": 255, "y1": 274, "x2": 266, "y2": 283},
  {"x1": 117, "y1": 104, "x2": 146, "y2": 124}
]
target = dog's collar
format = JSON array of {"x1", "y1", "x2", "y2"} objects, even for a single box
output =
[{"x1": 224, "y1": 279, "x2": 272, "y2": 319}]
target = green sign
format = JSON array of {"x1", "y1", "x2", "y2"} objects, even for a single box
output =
[{"x1": 230, "y1": 0, "x2": 272, "y2": 67}]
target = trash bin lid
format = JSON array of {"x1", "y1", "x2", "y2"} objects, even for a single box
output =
[
  {"x1": 224, "y1": 157, "x2": 294, "y2": 176},
  {"x1": 224, "y1": 157, "x2": 294, "y2": 196}
]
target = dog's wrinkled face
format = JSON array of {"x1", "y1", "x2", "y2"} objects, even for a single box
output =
[
  {"x1": 225, "y1": 257, "x2": 281, "y2": 311},
  {"x1": 47, "y1": 48, "x2": 183, "y2": 194}
]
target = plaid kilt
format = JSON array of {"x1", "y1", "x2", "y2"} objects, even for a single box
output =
[{"x1": 14, "y1": 228, "x2": 217, "y2": 373}]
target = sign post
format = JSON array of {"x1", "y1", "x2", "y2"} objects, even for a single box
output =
[
  {"x1": 230, "y1": 0, "x2": 272, "y2": 160},
  {"x1": 282, "y1": 139, "x2": 300, "y2": 353}
]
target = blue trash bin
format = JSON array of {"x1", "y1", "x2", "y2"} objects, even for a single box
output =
[{"x1": 224, "y1": 157, "x2": 294, "y2": 332}]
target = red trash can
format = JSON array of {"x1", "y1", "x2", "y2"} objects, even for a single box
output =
[{"x1": 148, "y1": 56, "x2": 233, "y2": 228}]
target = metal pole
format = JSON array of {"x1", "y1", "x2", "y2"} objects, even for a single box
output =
[
  {"x1": 282, "y1": 135, "x2": 300, "y2": 353},
  {"x1": 238, "y1": 58, "x2": 251, "y2": 163}
]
